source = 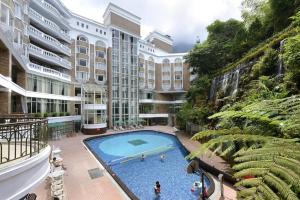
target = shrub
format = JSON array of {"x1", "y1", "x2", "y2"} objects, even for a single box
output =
[
  {"x1": 65, "y1": 112, "x2": 70, "y2": 116},
  {"x1": 251, "y1": 48, "x2": 278, "y2": 78},
  {"x1": 34, "y1": 113, "x2": 41, "y2": 118},
  {"x1": 52, "y1": 112, "x2": 57, "y2": 117},
  {"x1": 60, "y1": 112, "x2": 65, "y2": 116},
  {"x1": 43, "y1": 113, "x2": 48, "y2": 118}
]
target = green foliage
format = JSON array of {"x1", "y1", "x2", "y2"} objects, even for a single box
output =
[
  {"x1": 176, "y1": 103, "x2": 210, "y2": 130},
  {"x1": 34, "y1": 113, "x2": 41, "y2": 118},
  {"x1": 284, "y1": 34, "x2": 300, "y2": 72},
  {"x1": 51, "y1": 112, "x2": 58, "y2": 117},
  {"x1": 43, "y1": 113, "x2": 48, "y2": 118},
  {"x1": 60, "y1": 112, "x2": 65, "y2": 116},
  {"x1": 252, "y1": 48, "x2": 278, "y2": 78},
  {"x1": 186, "y1": 74, "x2": 211, "y2": 104},
  {"x1": 186, "y1": 19, "x2": 247, "y2": 76}
]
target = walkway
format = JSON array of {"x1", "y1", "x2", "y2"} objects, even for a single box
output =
[
  {"x1": 33, "y1": 126, "x2": 236, "y2": 200},
  {"x1": 33, "y1": 133, "x2": 128, "y2": 200}
]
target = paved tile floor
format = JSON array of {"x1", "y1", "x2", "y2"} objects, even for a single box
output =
[{"x1": 33, "y1": 126, "x2": 237, "y2": 200}]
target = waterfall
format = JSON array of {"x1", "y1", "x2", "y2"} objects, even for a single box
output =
[
  {"x1": 277, "y1": 40, "x2": 285, "y2": 76},
  {"x1": 231, "y1": 68, "x2": 240, "y2": 97},
  {"x1": 221, "y1": 73, "x2": 229, "y2": 95},
  {"x1": 209, "y1": 78, "x2": 217, "y2": 100}
]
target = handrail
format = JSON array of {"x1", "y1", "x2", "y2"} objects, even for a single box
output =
[
  {"x1": 0, "y1": 117, "x2": 48, "y2": 165},
  {"x1": 108, "y1": 145, "x2": 175, "y2": 165}
]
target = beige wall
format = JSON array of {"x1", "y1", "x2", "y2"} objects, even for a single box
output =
[
  {"x1": 152, "y1": 38, "x2": 173, "y2": 53},
  {"x1": 110, "y1": 13, "x2": 140, "y2": 36}
]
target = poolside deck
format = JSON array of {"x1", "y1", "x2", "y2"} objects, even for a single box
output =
[{"x1": 33, "y1": 126, "x2": 236, "y2": 200}]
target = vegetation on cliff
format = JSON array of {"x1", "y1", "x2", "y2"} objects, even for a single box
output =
[{"x1": 179, "y1": 0, "x2": 300, "y2": 199}]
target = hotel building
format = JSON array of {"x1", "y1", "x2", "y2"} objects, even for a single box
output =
[{"x1": 0, "y1": 0, "x2": 191, "y2": 134}]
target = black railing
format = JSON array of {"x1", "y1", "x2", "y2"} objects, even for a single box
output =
[{"x1": 0, "y1": 117, "x2": 48, "y2": 165}]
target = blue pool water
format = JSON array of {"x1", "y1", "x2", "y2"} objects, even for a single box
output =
[{"x1": 86, "y1": 131, "x2": 211, "y2": 200}]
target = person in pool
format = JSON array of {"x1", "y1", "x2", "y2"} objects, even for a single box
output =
[
  {"x1": 141, "y1": 154, "x2": 145, "y2": 161},
  {"x1": 154, "y1": 181, "x2": 161, "y2": 195}
]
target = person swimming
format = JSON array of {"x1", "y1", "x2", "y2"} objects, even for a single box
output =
[
  {"x1": 141, "y1": 154, "x2": 145, "y2": 161},
  {"x1": 154, "y1": 181, "x2": 161, "y2": 195},
  {"x1": 160, "y1": 154, "x2": 165, "y2": 162}
]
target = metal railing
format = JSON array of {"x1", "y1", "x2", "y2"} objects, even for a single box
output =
[{"x1": 0, "y1": 117, "x2": 48, "y2": 165}]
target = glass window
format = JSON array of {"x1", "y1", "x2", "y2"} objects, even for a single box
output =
[
  {"x1": 0, "y1": 4, "x2": 9, "y2": 25},
  {"x1": 95, "y1": 62, "x2": 106, "y2": 69},
  {"x1": 77, "y1": 46, "x2": 87, "y2": 54},
  {"x1": 13, "y1": 29, "x2": 22, "y2": 44},
  {"x1": 95, "y1": 50, "x2": 105, "y2": 58},
  {"x1": 96, "y1": 75, "x2": 104, "y2": 82},
  {"x1": 14, "y1": 3, "x2": 22, "y2": 19},
  {"x1": 78, "y1": 59, "x2": 87, "y2": 67},
  {"x1": 77, "y1": 35, "x2": 88, "y2": 42}
]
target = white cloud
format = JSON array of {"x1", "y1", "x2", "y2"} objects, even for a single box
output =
[{"x1": 61, "y1": 0, "x2": 243, "y2": 44}]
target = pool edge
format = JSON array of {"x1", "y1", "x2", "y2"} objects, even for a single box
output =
[{"x1": 83, "y1": 129, "x2": 215, "y2": 200}]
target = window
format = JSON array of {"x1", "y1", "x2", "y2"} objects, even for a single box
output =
[
  {"x1": 95, "y1": 50, "x2": 105, "y2": 58},
  {"x1": 86, "y1": 25, "x2": 88, "y2": 29},
  {"x1": 76, "y1": 72, "x2": 88, "y2": 80},
  {"x1": 78, "y1": 59, "x2": 87, "y2": 67},
  {"x1": 175, "y1": 74, "x2": 182, "y2": 80},
  {"x1": 77, "y1": 21, "x2": 79, "y2": 26},
  {"x1": 96, "y1": 75, "x2": 104, "y2": 82},
  {"x1": 146, "y1": 93, "x2": 152, "y2": 99},
  {"x1": 77, "y1": 35, "x2": 88, "y2": 42},
  {"x1": 14, "y1": 3, "x2": 22, "y2": 19},
  {"x1": 77, "y1": 46, "x2": 87, "y2": 54},
  {"x1": 104, "y1": 31, "x2": 106, "y2": 35},
  {"x1": 100, "y1": 30, "x2": 102, "y2": 34},
  {"x1": 95, "y1": 62, "x2": 106, "y2": 69},
  {"x1": 46, "y1": 99, "x2": 55, "y2": 113},
  {"x1": 13, "y1": 29, "x2": 22, "y2": 44},
  {"x1": 27, "y1": 97, "x2": 41, "y2": 113},
  {"x1": 0, "y1": 4, "x2": 9, "y2": 25},
  {"x1": 96, "y1": 28, "x2": 98, "y2": 32},
  {"x1": 81, "y1": 23, "x2": 84, "y2": 28}
]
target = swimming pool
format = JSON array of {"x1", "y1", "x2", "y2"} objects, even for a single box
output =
[{"x1": 85, "y1": 131, "x2": 212, "y2": 200}]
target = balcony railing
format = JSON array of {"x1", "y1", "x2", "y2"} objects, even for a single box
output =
[
  {"x1": 162, "y1": 75, "x2": 171, "y2": 80},
  {"x1": 29, "y1": 8, "x2": 70, "y2": 42},
  {"x1": 28, "y1": 44, "x2": 71, "y2": 69},
  {"x1": 162, "y1": 67, "x2": 171, "y2": 73},
  {"x1": 33, "y1": 0, "x2": 69, "y2": 27},
  {"x1": 28, "y1": 26, "x2": 71, "y2": 56},
  {"x1": 28, "y1": 62, "x2": 71, "y2": 81},
  {"x1": 0, "y1": 117, "x2": 48, "y2": 165},
  {"x1": 174, "y1": 66, "x2": 183, "y2": 72}
]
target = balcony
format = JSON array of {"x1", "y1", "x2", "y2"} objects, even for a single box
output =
[
  {"x1": 162, "y1": 67, "x2": 171, "y2": 73},
  {"x1": 28, "y1": 62, "x2": 71, "y2": 81},
  {"x1": 29, "y1": 8, "x2": 70, "y2": 43},
  {"x1": 174, "y1": 66, "x2": 183, "y2": 72},
  {"x1": 28, "y1": 44, "x2": 71, "y2": 69},
  {"x1": 31, "y1": 0, "x2": 69, "y2": 29},
  {"x1": 0, "y1": 116, "x2": 50, "y2": 200},
  {"x1": 162, "y1": 75, "x2": 171, "y2": 81},
  {"x1": 29, "y1": 26, "x2": 71, "y2": 56}
]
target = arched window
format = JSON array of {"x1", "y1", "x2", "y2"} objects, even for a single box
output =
[
  {"x1": 175, "y1": 58, "x2": 182, "y2": 64},
  {"x1": 162, "y1": 59, "x2": 170, "y2": 66},
  {"x1": 95, "y1": 40, "x2": 106, "y2": 48},
  {"x1": 77, "y1": 35, "x2": 88, "y2": 42},
  {"x1": 147, "y1": 57, "x2": 155, "y2": 89}
]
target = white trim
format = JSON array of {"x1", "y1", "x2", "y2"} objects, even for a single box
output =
[
  {"x1": 139, "y1": 99, "x2": 185, "y2": 104},
  {"x1": 139, "y1": 113, "x2": 169, "y2": 118},
  {"x1": 0, "y1": 146, "x2": 51, "y2": 200},
  {"x1": 83, "y1": 104, "x2": 106, "y2": 110},
  {"x1": 47, "y1": 115, "x2": 81, "y2": 123},
  {"x1": 83, "y1": 123, "x2": 107, "y2": 129}
]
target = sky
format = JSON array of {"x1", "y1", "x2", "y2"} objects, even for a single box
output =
[{"x1": 61, "y1": 0, "x2": 243, "y2": 45}]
